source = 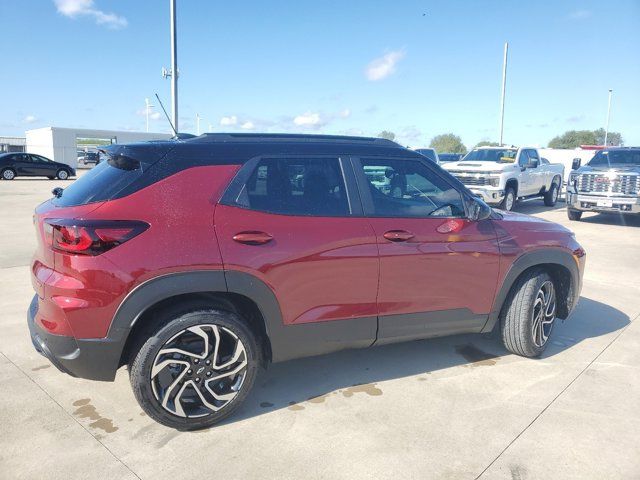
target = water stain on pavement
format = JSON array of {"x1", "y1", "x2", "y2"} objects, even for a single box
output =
[
  {"x1": 287, "y1": 401, "x2": 304, "y2": 411},
  {"x1": 72, "y1": 398, "x2": 118, "y2": 433},
  {"x1": 342, "y1": 383, "x2": 383, "y2": 397},
  {"x1": 455, "y1": 344, "x2": 499, "y2": 367}
]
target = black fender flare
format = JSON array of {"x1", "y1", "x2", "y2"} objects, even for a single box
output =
[
  {"x1": 481, "y1": 248, "x2": 580, "y2": 333},
  {"x1": 108, "y1": 269, "x2": 375, "y2": 366}
]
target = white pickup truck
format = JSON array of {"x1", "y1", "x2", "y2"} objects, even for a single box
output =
[{"x1": 442, "y1": 146, "x2": 564, "y2": 211}]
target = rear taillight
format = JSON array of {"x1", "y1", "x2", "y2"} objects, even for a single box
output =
[{"x1": 44, "y1": 220, "x2": 148, "y2": 256}]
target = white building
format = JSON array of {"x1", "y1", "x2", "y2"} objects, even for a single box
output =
[{"x1": 25, "y1": 127, "x2": 172, "y2": 168}]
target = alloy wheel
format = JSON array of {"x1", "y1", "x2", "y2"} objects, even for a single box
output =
[
  {"x1": 505, "y1": 191, "x2": 515, "y2": 211},
  {"x1": 58, "y1": 170, "x2": 68, "y2": 180},
  {"x1": 151, "y1": 324, "x2": 248, "y2": 418},
  {"x1": 3, "y1": 169, "x2": 15, "y2": 180},
  {"x1": 531, "y1": 281, "x2": 556, "y2": 348}
]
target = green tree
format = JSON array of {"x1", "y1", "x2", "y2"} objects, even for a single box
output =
[
  {"x1": 475, "y1": 140, "x2": 500, "y2": 148},
  {"x1": 429, "y1": 133, "x2": 467, "y2": 154},
  {"x1": 593, "y1": 128, "x2": 623, "y2": 146},
  {"x1": 377, "y1": 130, "x2": 396, "y2": 141},
  {"x1": 548, "y1": 130, "x2": 603, "y2": 148}
]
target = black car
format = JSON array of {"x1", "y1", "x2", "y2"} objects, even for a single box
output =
[{"x1": 0, "y1": 153, "x2": 75, "y2": 180}]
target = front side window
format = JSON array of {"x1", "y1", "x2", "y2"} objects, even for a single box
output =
[
  {"x1": 358, "y1": 158, "x2": 465, "y2": 217},
  {"x1": 235, "y1": 157, "x2": 350, "y2": 216}
]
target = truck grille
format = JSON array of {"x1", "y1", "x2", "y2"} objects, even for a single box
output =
[
  {"x1": 451, "y1": 172, "x2": 489, "y2": 187},
  {"x1": 576, "y1": 174, "x2": 639, "y2": 195}
]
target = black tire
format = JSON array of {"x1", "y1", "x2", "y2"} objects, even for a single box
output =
[
  {"x1": 500, "y1": 269, "x2": 557, "y2": 358},
  {"x1": 544, "y1": 180, "x2": 559, "y2": 206},
  {"x1": 1, "y1": 168, "x2": 16, "y2": 180},
  {"x1": 129, "y1": 307, "x2": 260, "y2": 430},
  {"x1": 500, "y1": 186, "x2": 516, "y2": 211},
  {"x1": 56, "y1": 169, "x2": 70, "y2": 180},
  {"x1": 567, "y1": 209, "x2": 582, "y2": 221}
]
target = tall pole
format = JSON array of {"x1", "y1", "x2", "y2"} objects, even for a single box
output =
[
  {"x1": 170, "y1": 0, "x2": 178, "y2": 133},
  {"x1": 196, "y1": 113, "x2": 201, "y2": 135},
  {"x1": 499, "y1": 42, "x2": 509, "y2": 146},
  {"x1": 145, "y1": 98, "x2": 151, "y2": 133},
  {"x1": 604, "y1": 89, "x2": 613, "y2": 146}
]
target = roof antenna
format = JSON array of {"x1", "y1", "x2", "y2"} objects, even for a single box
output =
[{"x1": 155, "y1": 93, "x2": 177, "y2": 137}]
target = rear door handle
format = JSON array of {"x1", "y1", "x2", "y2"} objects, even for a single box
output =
[
  {"x1": 232, "y1": 231, "x2": 273, "y2": 245},
  {"x1": 383, "y1": 230, "x2": 414, "y2": 242}
]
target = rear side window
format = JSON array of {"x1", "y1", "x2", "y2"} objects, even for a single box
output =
[
  {"x1": 234, "y1": 157, "x2": 350, "y2": 216},
  {"x1": 53, "y1": 155, "x2": 145, "y2": 207}
]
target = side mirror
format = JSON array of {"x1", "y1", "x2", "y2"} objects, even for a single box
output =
[
  {"x1": 526, "y1": 159, "x2": 539, "y2": 169},
  {"x1": 51, "y1": 187, "x2": 63, "y2": 198},
  {"x1": 571, "y1": 158, "x2": 582, "y2": 170},
  {"x1": 468, "y1": 197, "x2": 492, "y2": 221}
]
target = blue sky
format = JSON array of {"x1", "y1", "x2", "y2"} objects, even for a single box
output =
[{"x1": 1, "y1": 0, "x2": 639, "y2": 148}]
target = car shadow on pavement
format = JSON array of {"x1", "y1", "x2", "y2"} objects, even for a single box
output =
[
  {"x1": 513, "y1": 199, "x2": 566, "y2": 215},
  {"x1": 576, "y1": 212, "x2": 640, "y2": 227},
  {"x1": 223, "y1": 296, "x2": 629, "y2": 425}
]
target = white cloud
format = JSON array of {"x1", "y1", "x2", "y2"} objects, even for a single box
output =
[
  {"x1": 339, "y1": 109, "x2": 351, "y2": 118},
  {"x1": 294, "y1": 112, "x2": 322, "y2": 127},
  {"x1": 569, "y1": 9, "x2": 592, "y2": 19},
  {"x1": 365, "y1": 49, "x2": 406, "y2": 81},
  {"x1": 240, "y1": 121, "x2": 255, "y2": 130},
  {"x1": 54, "y1": 0, "x2": 127, "y2": 29},
  {"x1": 135, "y1": 108, "x2": 161, "y2": 120},
  {"x1": 220, "y1": 115, "x2": 238, "y2": 126},
  {"x1": 23, "y1": 115, "x2": 38, "y2": 124}
]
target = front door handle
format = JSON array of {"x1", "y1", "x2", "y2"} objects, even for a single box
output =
[
  {"x1": 383, "y1": 230, "x2": 414, "y2": 242},
  {"x1": 232, "y1": 231, "x2": 273, "y2": 245}
]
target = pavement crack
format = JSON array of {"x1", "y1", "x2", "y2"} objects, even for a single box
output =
[
  {"x1": 474, "y1": 311, "x2": 638, "y2": 480},
  {"x1": 0, "y1": 351, "x2": 141, "y2": 480}
]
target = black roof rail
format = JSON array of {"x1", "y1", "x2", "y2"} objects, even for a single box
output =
[{"x1": 189, "y1": 132, "x2": 399, "y2": 146}]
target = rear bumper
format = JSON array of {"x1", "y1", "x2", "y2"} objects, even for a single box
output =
[
  {"x1": 27, "y1": 295, "x2": 122, "y2": 381},
  {"x1": 567, "y1": 192, "x2": 640, "y2": 214}
]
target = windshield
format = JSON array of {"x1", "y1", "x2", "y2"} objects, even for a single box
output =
[
  {"x1": 462, "y1": 149, "x2": 517, "y2": 163},
  {"x1": 588, "y1": 150, "x2": 640, "y2": 168}
]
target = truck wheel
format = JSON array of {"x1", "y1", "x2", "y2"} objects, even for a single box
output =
[
  {"x1": 129, "y1": 308, "x2": 259, "y2": 430},
  {"x1": 544, "y1": 182, "x2": 559, "y2": 206},
  {"x1": 567, "y1": 209, "x2": 582, "y2": 221},
  {"x1": 500, "y1": 186, "x2": 516, "y2": 211},
  {"x1": 501, "y1": 269, "x2": 557, "y2": 358}
]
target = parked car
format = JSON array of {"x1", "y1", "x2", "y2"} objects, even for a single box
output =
[
  {"x1": 414, "y1": 148, "x2": 440, "y2": 163},
  {"x1": 79, "y1": 151, "x2": 100, "y2": 165},
  {"x1": 0, "y1": 152, "x2": 75, "y2": 180},
  {"x1": 438, "y1": 153, "x2": 463, "y2": 163},
  {"x1": 566, "y1": 147, "x2": 640, "y2": 220},
  {"x1": 29, "y1": 133, "x2": 585, "y2": 429},
  {"x1": 443, "y1": 146, "x2": 564, "y2": 211}
]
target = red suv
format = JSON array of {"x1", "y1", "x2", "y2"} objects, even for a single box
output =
[{"x1": 29, "y1": 134, "x2": 585, "y2": 429}]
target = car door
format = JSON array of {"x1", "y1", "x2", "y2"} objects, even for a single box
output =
[
  {"x1": 517, "y1": 150, "x2": 535, "y2": 196},
  {"x1": 525, "y1": 149, "x2": 545, "y2": 193},
  {"x1": 13, "y1": 154, "x2": 36, "y2": 175},
  {"x1": 30, "y1": 155, "x2": 53, "y2": 176},
  {"x1": 215, "y1": 155, "x2": 379, "y2": 339},
  {"x1": 352, "y1": 156, "x2": 501, "y2": 344}
]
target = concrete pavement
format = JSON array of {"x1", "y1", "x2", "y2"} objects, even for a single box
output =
[{"x1": 1, "y1": 176, "x2": 638, "y2": 479}]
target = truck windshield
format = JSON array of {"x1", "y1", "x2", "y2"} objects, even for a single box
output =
[
  {"x1": 589, "y1": 150, "x2": 640, "y2": 168},
  {"x1": 462, "y1": 149, "x2": 517, "y2": 163}
]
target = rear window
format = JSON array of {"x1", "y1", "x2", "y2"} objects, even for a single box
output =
[{"x1": 53, "y1": 155, "x2": 146, "y2": 207}]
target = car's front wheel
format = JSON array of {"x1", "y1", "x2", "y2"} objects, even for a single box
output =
[
  {"x1": 1, "y1": 168, "x2": 16, "y2": 180},
  {"x1": 56, "y1": 169, "x2": 69, "y2": 180},
  {"x1": 500, "y1": 186, "x2": 516, "y2": 211},
  {"x1": 500, "y1": 269, "x2": 557, "y2": 357},
  {"x1": 129, "y1": 308, "x2": 259, "y2": 430}
]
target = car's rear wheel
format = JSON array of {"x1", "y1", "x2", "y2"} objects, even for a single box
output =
[
  {"x1": 500, "y1": 269, "x2": 557, "y2": 358},
  {"x1": 2, "y1": 168, "x2": 16, "y2": 180},
  {"x1": 544, "y1": 181, "x2": 559, "y2": 206},
  {"x1": 129, "y1": 308, "x2": 259, "y2": 430},
  {"x1": 567, "y1": 209, "x2": 582, "y2": 221},
  {"x1": 500, "y1": 186, "x2": 516, "y2": 211},
  {"x1": 56, "y1": 169, "x2": 69, "y2": 180}
]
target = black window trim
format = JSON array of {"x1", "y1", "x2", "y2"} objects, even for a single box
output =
[
  {"x1": 349, "y1": 155, "x2": 472, "y2": 219},
  {"x1": 219, "y1": 154, "x2": 362, "y2": 217}
]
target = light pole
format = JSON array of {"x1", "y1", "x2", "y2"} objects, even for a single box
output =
[
  {"x1": 196, "y1": 113, "x2": 201, "y2": 135},
  {"x1": 162, "y1": 0, "x2": 179, "y2": 133},
  {"x1": 604, "y1": 89, "x2": 613, "y2": 146},
  {"x1": 499, "y1": 42, "x2": 509, "y2": 146},
  {"x1": 144, "y1": 98, "x2": 155, "y2": 133}
]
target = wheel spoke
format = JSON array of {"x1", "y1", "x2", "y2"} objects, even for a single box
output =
[{"x1": 531, "y1": 281, "x2": 556, "y2": 348}]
